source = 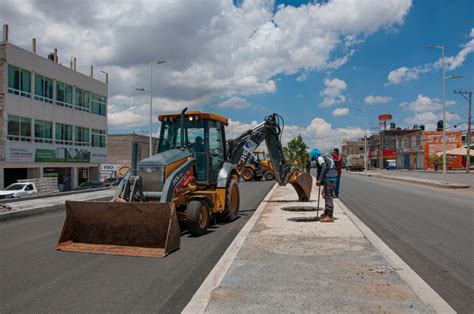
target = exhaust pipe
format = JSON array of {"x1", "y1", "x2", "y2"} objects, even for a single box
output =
[{"x1": 180, "y1": 107, "x2": 187, "y2": 149}]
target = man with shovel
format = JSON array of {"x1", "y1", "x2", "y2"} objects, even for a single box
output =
[{"x1": 310, "y1": 148, "x2": 338, "y2": 223}]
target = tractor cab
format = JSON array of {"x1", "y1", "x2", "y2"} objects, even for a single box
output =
[{"x1": 158, "y1": 112, "x2": 228, "y2": 184}]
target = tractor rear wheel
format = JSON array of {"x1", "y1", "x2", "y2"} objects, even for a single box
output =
[
  {"x1": 221, "y1": 176, "x2": 240, "y2": 221},
  {"x1": 242, "y1": 167, "x2": 254, "y2": 181},
  {"x1": 264, "y1": 171, "x2": 274, "y2": 181},
  {"x1": 186, "y1": 200, "x2": 209, "y2": 236}
]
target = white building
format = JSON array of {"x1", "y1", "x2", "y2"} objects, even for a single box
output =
[{"x1": 0, "y1": 25, "x2": 108, "y2": 190}]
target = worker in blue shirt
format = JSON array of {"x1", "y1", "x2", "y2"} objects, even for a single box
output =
[{"x1": 310, "y1": 148, "x2": 338, "y2": 222}]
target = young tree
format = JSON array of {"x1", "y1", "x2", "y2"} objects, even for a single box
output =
[{"x1": 284, "y1": 135, "x2": 309, "y2": 168}]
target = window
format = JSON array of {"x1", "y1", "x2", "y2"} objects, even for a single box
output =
[
  {"x1": 8, "y1": 65, "x2": 31, "y2": 98},
  {"x1": 75, "y1": 88, "x2": 91, "y2": 112},
  {"x1": 91, "y1": 94, "x2": 107, "y2": 116},
  {"x1": 91, "y1": 129, "x2": 106, "y2": 147},
  {"x1": 34, "y1": 74, "x2": 54, "y2": 103},
  {"x1": 74, "y1": 126, "x2": 90, "y2": 146},
  {"x1": 34, "y1": 119, "x2": 53, "y2": 143},
  {"x1": 208, "y1": 121, "x2": 226, "y2": 182},
  {"x1": 56, "y1": 81, "x2": 73, "y2": 108},
  {"x1": 55, "y1": 123, "x2": 73, "y2": 145},
  {"x1": 7, "y1": 115, "x2": 31, "y2": 142}
]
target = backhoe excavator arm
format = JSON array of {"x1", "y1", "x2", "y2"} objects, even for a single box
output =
[{"x1": 228, "y1": 113, "x2": 312, "y2": 201}]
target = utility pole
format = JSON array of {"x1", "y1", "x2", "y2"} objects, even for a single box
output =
[{"x1": 454, "y1": 90, "x2": 472, "y2": 173}]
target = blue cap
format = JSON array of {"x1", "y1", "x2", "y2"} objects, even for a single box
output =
[{"x1": 310, "y1": 148, "x2": 321, "y2": 160}]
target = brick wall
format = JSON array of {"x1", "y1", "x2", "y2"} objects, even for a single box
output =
[{"x1": 107, "y1": 134, "x2": 159, "y2": 164}]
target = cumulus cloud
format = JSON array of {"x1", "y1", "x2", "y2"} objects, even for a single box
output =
[
  {"x1": 0, "y1": 0, "x2": 412, "y2": 130},
  {"x1": 385, "y1": 64, "x2": 431, "y2": 85},
  {"x1": 364, "y1": 95, "x2": 392, "y2": 105},
  {"x1": 227, "y1": 116, "x2": 365, "y2": 149},
  {"x1": 332, "y1": 108, "x2": 350, "y2": 116},
  {"x1": 216, "y1": 97, "x2": 251, "y2": 109},
  {"x1": 319, "y1": 78, "x2": 347, "y2": 107},
  {"x1": 386, "y1": 28, "x2": 474, "y2": 85},
  {"x1": 399, "y1": 94, "x2": 455, "y2": 113},
  {"x1": 401, "y1": 95, "x2": 460, "y2": 130}
]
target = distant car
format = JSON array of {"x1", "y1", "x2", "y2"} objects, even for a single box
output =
[
  {"x1": 0, "y1": 182, "x2": 38, "y2": 199},
  {"x1": 103, "y1": 177, "x2": 123, "y2": 187},
  {"x1": 74, "y1": 181, "x2": 106, "y2": 190}
]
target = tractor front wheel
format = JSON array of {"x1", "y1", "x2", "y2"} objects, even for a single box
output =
[
  {"x1": 186, "y1": 200, "x2": 209, "y2": 236},
  {"x1": 221, "y1": 176, "x2": 240, "y2": 221},
  {"x1": 242, "y1": 167, "x2": 254, "y2": 181}
]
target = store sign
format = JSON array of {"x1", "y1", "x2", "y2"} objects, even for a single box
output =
[
  {"x1": 99, "y1": 163, "x2": 130, "y2": 181},
  {"x1": 423, "y1": 131, "x2": 462, "y2": 169},
  {"x1": 6, "y1": 145, "x2": 34, "y2": 162},
  {"x1": 35, "y1": 148, "x2": 90, "y2": 162},
  {"x1": 91, "y1": 151, "x2": 108, "y2": 163},
  {"x1": 378, "y1": 113, "x2": 392, "y2": 121}
]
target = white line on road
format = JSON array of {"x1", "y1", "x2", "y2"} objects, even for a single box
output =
[
  {"x1": 336, "y1": 199, "x2": 455, "y2": 314},
  {"x1": 182, "y1": 183, "x2": 278, "y2": 314}
]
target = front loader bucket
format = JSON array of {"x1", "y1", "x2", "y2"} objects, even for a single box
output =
[
  {"x1": 289, "y1": 172, "x2": 313, "y2": 202},
  {"x1": 56, "y1": 201, "x2": 180, "y2": 257}
]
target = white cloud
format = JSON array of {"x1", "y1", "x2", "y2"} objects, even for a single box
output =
[
  {"x1": 399, "y1": 94, "x2": 456, "y2": 113},
  {"x1": 319, "y1": 78, "x2": 347, "y2": 107},
  {"x1": 216, "y1": 97, "x2": 250, "y2": 109},
  {"x1": 385, "y1": 65, "x2": 431, "y2": 85},
  {"x1": 0, "y1": 0, "x2": 412, "y2": 130},
  {"x1": 364, "y1": 95, "x2": 392, "y2": 105},
  {"x1": 332, "y1": 108, "x2": 350, "y2": 116},
  {"x1": 228, "y1": 116, "x2": 365, "y2": 150},
  {"x1": 386, "y1": 28, "x2": 473, "y2": 85},
  {"x1": 401, "y1": 95, "x2": 460, "y2": 130},
  {"x1": 445, "y1": 28, "x2": 474, "y2": 71}
]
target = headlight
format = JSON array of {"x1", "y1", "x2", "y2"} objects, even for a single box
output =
[{"x1": 5, "y1": 194, "x2": 13, "y2": 199}]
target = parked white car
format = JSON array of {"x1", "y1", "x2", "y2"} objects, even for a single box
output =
[{"x1": 0, "y1": 182, "x2": 38, "y2": 199}]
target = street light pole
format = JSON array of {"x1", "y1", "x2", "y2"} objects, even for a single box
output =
[
  {"x1": 426, "y1": 45, "x2": 462, "y2": 183},
  {"x1": 454, "y1": 90, "x2": 472, "y2": 173}
]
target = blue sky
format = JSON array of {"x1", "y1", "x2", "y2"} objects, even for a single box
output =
[
  {"x1": 2, "y1": 0, "x2": 472, "y2": 148},
  {"x1": 211, "y1": 0, "x2": 473, "y2": 134}
]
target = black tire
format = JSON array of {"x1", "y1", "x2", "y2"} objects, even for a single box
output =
[
  {"x1": 242, "y1": 167, "x2": 254, "y2": 181},
  {"x1": 221, "y1": 176, "x2": 240, "y2": 222},
  {"x1": 264, "y1": 171, "x2": 274, "y2": 181},
  {"x1": 186, "y1": 200, "x2": 209, "y2": 236}
]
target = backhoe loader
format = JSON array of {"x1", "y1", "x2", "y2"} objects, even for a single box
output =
[
  {"x1": 57, "y1": 110, "x2": 312, "y2": 257},
  {"x1": 242, "y1": 150, "x2": 275, "y2": 181}
]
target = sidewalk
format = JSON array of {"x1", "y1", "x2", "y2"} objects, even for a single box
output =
[
  {"x1": 350, "y1": 169, "x2": 471, "y2": 189},
  {"x1": 0, "y1": 189, "x2": 115, "y2": 221},
  {"x1": 184, "y1": 182, "x2": 453, "y2": 313}
]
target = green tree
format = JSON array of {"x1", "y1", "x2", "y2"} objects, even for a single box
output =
[{"x1": 284, "y1": 135, "x2": 309, "y2": 169}]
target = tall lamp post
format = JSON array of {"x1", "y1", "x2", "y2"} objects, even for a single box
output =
[
  {"x1": 425, "y1": 45, "x2": 462, "y2": 184},
  {"x1": 136, "y1": 60, "x2": 166, "y2": 158}
]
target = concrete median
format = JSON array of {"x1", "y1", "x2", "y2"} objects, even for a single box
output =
[{"x1": 184, "y1": 178, "x2": 454, "y2": 313}]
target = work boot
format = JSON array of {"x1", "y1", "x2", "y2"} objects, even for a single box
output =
[
  {"x1": 320, "y1": 212, "x2": 328, "y2": 219},
  {"x1": 320, "y1": 216, "x2": 334, "y2": 223}
]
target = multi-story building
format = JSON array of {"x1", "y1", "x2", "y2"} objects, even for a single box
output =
[
  {"x1": 0, "y1": 25, "x2": 108, "y2": 190},
  {"x1": 395, "y1": 130, "x2": 424, "y2": 170}
]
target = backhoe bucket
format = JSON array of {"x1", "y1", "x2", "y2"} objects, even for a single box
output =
[
  {"x1": 56, "y1": 201, "x2": 180, "y2": 257},
  {"x1": 289, "y1": 172, "x2": 313, "y2": 202}
]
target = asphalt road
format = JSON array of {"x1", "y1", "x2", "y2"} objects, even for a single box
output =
[
  {"x1": 340, "y1": 173, "x2": 473, "y2": 313},
  {"x1": 0, "y1": 180, "x2": 275, "y2": 313}
]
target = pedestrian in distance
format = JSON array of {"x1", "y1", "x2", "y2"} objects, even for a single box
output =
[
  {"x1": 310, "y1": 148, "x2": 338, "y2": 223},
  {"x1": 331, "y1": 148, "x2": 342, "y2": 198},
  {"x1": 434, "y1": 159, "x2": 439, "y2": 171}
]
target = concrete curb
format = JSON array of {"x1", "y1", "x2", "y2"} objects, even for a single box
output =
[
  {"x1": 336, "y1": 199, "x2": 455, "y2": 313},
  {"x1": 182, "y1": 183, "x2": 278, "y2": 314},
  {"x1": 0, "y1": 196, "x2": 113, "y2": 222},
  {"x1": 347, "y1": 171, "x2": 470, "y2": 189}
]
